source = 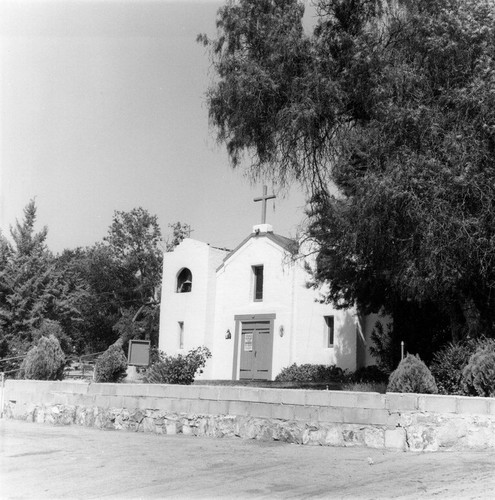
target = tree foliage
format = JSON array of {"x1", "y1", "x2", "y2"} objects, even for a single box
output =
[
  {"x1": 0, "y1": 201, "x2": 87, "y2": 358},
  {"x1": 201, "y1": 0, "x2": 495, "y2": 347}
]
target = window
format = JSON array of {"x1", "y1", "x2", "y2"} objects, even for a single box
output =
[
  {"x1": 178, "y1": 321, "x2": 184, "y2": 349},
  {"x1": 176, "y1": 268, "x2": 192, "y2": 293},
  {"x1": 324, "y1": 316, "x2": 334, "y2": 347},
  {"x1": 252, "y1": 265, "x2": 264, "y2": 301}
]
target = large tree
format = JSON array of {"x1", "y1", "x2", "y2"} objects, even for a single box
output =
[
  {"x1": 200, "y1": 0, "x2": 495, "y2": 354},
  {"x1": 0, "y1": 201, "x2": 87, "y2": 356}
]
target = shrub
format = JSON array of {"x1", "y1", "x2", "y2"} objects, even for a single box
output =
[
  {"x1": 94, "y1": 343, "x2": 127, "y2": 383},
  {"x1": 275, "y1": 363, "x2": 345, "y2": 383},
  {"x1": 144, "y1": 346, "x2": 211, "y2": 385},
  {"x1": 350, "y1": 365, "x2": 389, "y2": 384},
  {"x1": 387, "y1": 354, "x2": 438, "y2": 394},
  {"x1": 33, "y1": 320, "x2": 73, "y2": 355},
  {"x1": 19, "y1": 335, "x2": 66, "y2": 380},
  {"x1": 462, "y1": 342, "x2": 495, "y2": 397},
  {"x1": 431, "y1": 338, "x2": 495, "y2": 395}
]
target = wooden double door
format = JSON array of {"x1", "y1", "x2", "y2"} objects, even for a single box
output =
[{"x1": 239, "y1": 321, "x2": 273, "y2": 380}]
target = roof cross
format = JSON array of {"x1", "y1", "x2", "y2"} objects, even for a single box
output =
[{"x1": 253, "y1": 185, "x2": 276, "y2": 224}]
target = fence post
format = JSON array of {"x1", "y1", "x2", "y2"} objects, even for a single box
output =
[{"x1": 401, "y1": 341, "x2": 405, "y2": 361}]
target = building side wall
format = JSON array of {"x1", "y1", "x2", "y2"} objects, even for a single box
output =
[{"x1": 158, "y1": 239, "x2": 227, "y2": 379}]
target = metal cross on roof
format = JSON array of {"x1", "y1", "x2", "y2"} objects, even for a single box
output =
[{"x1": 253, "y1": 185, "x2": 276, "y2": 224}]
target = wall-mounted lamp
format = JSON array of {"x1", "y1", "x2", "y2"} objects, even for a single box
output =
[
  {"x1": 225, "y1": 329, "x2": 231, "y2": 340},
  {"x1": 279, "y1": 325, "x2": 284, "y2": 337}
]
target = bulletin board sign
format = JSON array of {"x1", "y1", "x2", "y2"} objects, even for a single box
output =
[{"x1": 128, "y1": 340, "x2": 151, "y2": 367}]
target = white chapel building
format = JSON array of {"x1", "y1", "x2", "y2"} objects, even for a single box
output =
[{"x1": 159, "y1": 196, "x2": 378, "y2": 380}]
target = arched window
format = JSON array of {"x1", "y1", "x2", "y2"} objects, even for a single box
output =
[{"x1": 176, "y1": 268, "x2": 192, "y2": 293}]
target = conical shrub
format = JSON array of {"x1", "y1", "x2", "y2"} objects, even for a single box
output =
[
  {"x1": 462, "y1": 341, "x2": 495, "y2": 397},
  {"x1": 387, "y1": 354, "x2": 438, "y2": 394},
  {"x1": 94, "y1": 343, "x2": 127, "y2": 383},
  {"x1": 19, "y1": 335, "x2": 66, "y2": 380}
]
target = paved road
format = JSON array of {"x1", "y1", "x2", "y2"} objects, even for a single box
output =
[{"x1": 1, "y1": 419, "x2": 494, "y2": 499}]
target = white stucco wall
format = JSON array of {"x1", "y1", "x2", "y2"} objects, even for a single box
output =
[
  {"x1": 212, "y1": 235, "x2": 295, "y2": 380},
  {"x1": 210, "y1": 231, "x2": 362, "y2": 380},
  {"x1": 158, "y1": 239, "x2": 228, "y2": 379}
]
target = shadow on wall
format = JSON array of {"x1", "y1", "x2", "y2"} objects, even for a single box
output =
[{"x1": 334, "y1": 311, "x2": 357, "y2": 370}]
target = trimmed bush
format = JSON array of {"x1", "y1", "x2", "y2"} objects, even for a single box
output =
[
  {"x1": 19, "y1": 335, "x2": 66, "y2": 380},
  {"x1": 94, "y1": 343, "x2": 127, "y2": 383},
  {"x1": 387, "y1": 354, "x2": 438, "y2": 394},
  {"x1": 144, "y1": 346, "x2": 211, "y2": 385},
  {"x1": 275, "y1": 363, "x2": 345, "y2": 383},
  {"x1": 462, "y1": 342, "x2": 495, "y2": 397}
]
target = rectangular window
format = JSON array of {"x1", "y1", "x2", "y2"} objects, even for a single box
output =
[
  {"x1": 324, "y1": 316, "x2": 334, "y2": 347},
  {"x1": 253, "y1": 265, "x2": 264, "y2": 301},
  {"x1": 178, "y1": 321, "x2": 184, "y2": 349}
]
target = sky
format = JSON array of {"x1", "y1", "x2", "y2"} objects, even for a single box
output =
[{"x1": 0, "y1": 0, "x2": 313, "y2": 254}]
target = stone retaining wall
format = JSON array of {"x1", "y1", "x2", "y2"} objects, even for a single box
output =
[{"x1": 2, "y1": 380, "x2": 495, "y2": 451}]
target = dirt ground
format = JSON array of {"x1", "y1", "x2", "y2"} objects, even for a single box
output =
[{"x1": 1, "y1": 419, "x2": 494, "y2": 499}]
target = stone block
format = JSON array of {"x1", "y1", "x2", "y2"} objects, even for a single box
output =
[
  {"x1": 466, "y1": 424, "x2": 495, "y2": 449},
  {"x1": 293, "y1": 405, "x2": 318, "y2": 422},
  {"x1": 113, "y1": 384, "x2": 143, "y2": 397},
  {"x1": 258, "y1": 388, "x2": 281, "y2": 404},
  {"x1": 57, "y1": 382, "x2": 89, "y2": 394},
  {"x1": 323, "y1": 425, "x2": 344, "y2": 446},
  {"x1": 436, "y1": 418, "x2": 468, "y2": 449},
  {"x1": 200, "y1": 385, "x2": 221, "y2": 401},
  {"x1": 305, "y1": 391, "x2": 332, "y2": 407},
  {"x1": 249, "y1": 403, "x2": 273, "y2": 419},
  {"x1": 328, "y1": 391, "x2": 358, "y2": 408},
  {"x1": 342, "y1": 425, "x2": 365, "y2": 447},
  {"x1": 122, "y1": 396, "x2": 142, "y2": 410},
  {"x1": 170, "y1": 398, "x2": 194, "y2": 414},
  {"x1": 489, "y1": 399, "x2": 495, "y2": 416},
  {"x1": 165, "y1": 421, "x2": 181, "y2": 435},
  {"x1": 355, "y1": 393, "x2": 386, "y2": 409},
  {"x1": 237, "y1": 387, "x2": 260, "y2": 403},
  {"x1": 456, "y1": 396, "x2": 489, "y2": 415},
  {"x1": 270, "y1": 404, "x2": 295, "y2": 421},
  {"x1": 418, "y1": 395, "x2": 457, "y2": 414},
  {"x1": 94, "y1": 395, "x2": 111, "y2": 408},
  {"x1": 145, "y1": 384, "x2": 169, "y2": 398},
  {"x1": 276, "y1": 389, "x2": 306, "y2": 406},
  {"x1": 207, "y1": 400, "x2": 229, "y2": 415},
  {"x1": 316, "y1": 406, "x2": 344, "y2": 423},
  {"x1": 384, "y1": 428, "x2": 406, "y2": 450},
  {"x1": 386, "y1": 393, "x2": 418, "y2": 411},
  {"x1": 364, "y1": 427, "x2": 385, "y2": 449},
  {"x1": 227, "y1": 400, "x2": 251, "y2": 417},
  {"x1": 386, "y1": 412, "x2": 401, "y2": 429},
  {"x1": 343, "y1": 407, "x2": 388, "y2": 426},
  {"x1": 164, "y1": 385, "x2": 200, "y2": 400},
  {"x1": 406, "y1": 425, "x2": 439, "y2": 452}
]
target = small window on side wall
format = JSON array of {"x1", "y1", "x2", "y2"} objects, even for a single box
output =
[
  {"x1": 252, "y1": 265, "x2": 264, "y2": 301},
  {"x1": 177, "y1": 268, "x2": 192, "y2": 293},
  {"x1": 178, "y1": 321, "x2": 184, "y2": 349},
  {"x1": 324, "y1": 315, "x2": 334, "y2": 347}
]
